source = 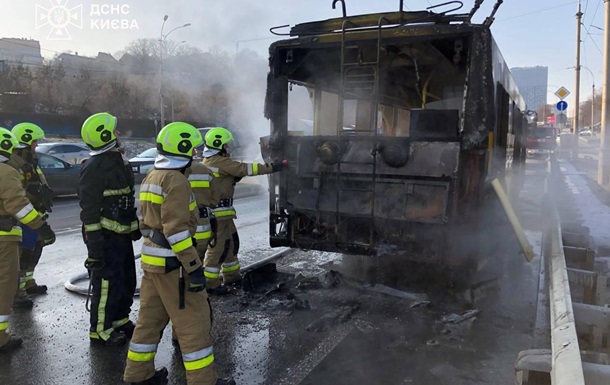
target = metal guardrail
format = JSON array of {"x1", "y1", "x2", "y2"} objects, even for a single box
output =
[
  {"x1": 543, "y1": 194, "x2": 586, "y2": 385},
  {"x1": 516, "y1": 156, "x2": 610, "y2": 385}
]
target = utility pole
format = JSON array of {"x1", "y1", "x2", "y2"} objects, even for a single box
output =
[
  {"x1": 159, "y1": 15, "x2": 168, "y2": 132},
  {"x1": 574, "y1": 1, "x2": 583, "y2": 135},
  {"x1": 581, "y1": 65, "x2": 596, "y2": 128},
  {"x1": 599, "y1": 0, "x2": 610, "y2": 185}
]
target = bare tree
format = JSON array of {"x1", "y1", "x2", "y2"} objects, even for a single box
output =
[
  {"x1": 123, "y1": 38, "x2": 160, "y2": 73},
  {"x1": 34, "y1": 62, "x2": 66, "y2": 113},
  {"x1": 96, "y1": 75, "x2": 130, "y2": 117},
  {"x1": 0, "y1": 64, "x2": 34, "y2": 112}
]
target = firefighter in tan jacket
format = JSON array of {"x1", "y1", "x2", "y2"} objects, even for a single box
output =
[
  {"x1": 123, "y1": 122, "x2": 234, "y2": 385},
  {"x1": 0, "y1": 127, "x2": 55, "y2": 354},
  {"x1": 7, "y1": 123, "x2": 55, "y2": 309},
  {"x1": 169, "y1": 157, "x2": 216, "y2": 345},
  {"x1": 201, "y1": 127, "x2": 284, "y2": 294}
]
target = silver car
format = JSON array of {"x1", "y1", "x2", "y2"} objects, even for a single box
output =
[{"x1": 36, "y1": 142, "x2": 90, "y2": 164}]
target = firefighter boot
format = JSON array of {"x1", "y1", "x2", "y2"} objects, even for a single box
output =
[
  {"x1": 13, "y1": 291, "x2": 33, "y2": 309},
  {"x1": 25, "y1": 284, "x2": 48, "y2": 295},
  {"x1": 0, "y1": 335, "x2": 23, "y2": 353},
  {"x1": 129, "y1": 367, "x2": 168, "y2": 385},
  {"x1": 206, "y1": 285, "x2": 229, "y2": 295},
  {"x1": 116, "y1": 321, "x2": 136, "y2": 339},
  {"x1": 225, "y1": 278, "x2": 242, "y2": 289},
  {"x1": 91, "y1": 330, "x2": 127, "y2": 346},
  {"x1": 216, "y1": 377, "x2": 236, "y2": 385}
]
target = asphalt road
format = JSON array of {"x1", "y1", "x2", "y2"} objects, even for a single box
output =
[{"x1": 0, "y1": 191, "x2": 275, "y2": 385}]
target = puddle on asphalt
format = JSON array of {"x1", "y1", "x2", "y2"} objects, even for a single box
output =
[{"x1": 232, "y1": 316, "x2": 270, "y2": 385}]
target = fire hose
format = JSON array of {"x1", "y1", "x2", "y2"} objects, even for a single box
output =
[{"x1": 64, "y1": 248, "x2": 292, "y2": 297}]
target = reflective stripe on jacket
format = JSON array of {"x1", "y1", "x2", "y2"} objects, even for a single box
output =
[
  {"x1": 0, "y1": 162, "x2": 44, "y2": 241},
  {"x1": 139, "y1": 169, "x2": 200, "y2": 274},
  {"x1": 188, "y1": 162, "x2": 214, "y2": 241},
  {"x1": 79, "y1": 150, "x2": 138, "y2": 237},
  {"x1": 202, "y1": 155, "x2": 273, "y2": 221}
]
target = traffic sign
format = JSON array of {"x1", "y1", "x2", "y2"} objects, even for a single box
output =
[
  {"x1": 556, "y1": 100, "x2": 568, "y2": 111},
  {"x1": 557, "y1": 113, "x2": 567, "y2": 125},
  {"x1": 555, "y1": 86, "x2": 570, "y2": 100}
]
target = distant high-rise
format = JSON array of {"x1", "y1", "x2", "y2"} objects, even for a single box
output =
[{"x1": 510, "y1": 66, "x2": 548, "y2": 111}]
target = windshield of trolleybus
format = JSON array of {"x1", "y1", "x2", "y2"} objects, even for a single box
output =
[{"x1": 283, "y1": 38, "x2": 468, "y2": 138}]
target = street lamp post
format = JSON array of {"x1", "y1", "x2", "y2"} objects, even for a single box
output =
[
  {"x1": 159, "y1": 15, "x2": 168, "y2": 134},
  {"x1": 159, "y1": 16, "x2": 191, "y2": 130},
  {"x1": 171, "y1": 40, "x2": 186, "y2": 122}
]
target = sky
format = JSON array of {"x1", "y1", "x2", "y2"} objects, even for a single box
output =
[{"x1": 0, "y1": 0, "x2": 604, "y2": 115}]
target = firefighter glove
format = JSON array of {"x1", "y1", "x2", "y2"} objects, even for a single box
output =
[
  {"x1": 131, "y1": 229, "x2": 142, "y2": 241},
  {"x1": 271, "y1": 159, "x2": 285, "y2": 172},
  {"x1": 38, "y1": 222, "x2": 56, "y2": 246},
  {"x1": 41, "y1": 185, "x2": 54, "y2": 213},
  {"x1": 188, "y1": 267, "x2": 206, "y2": 292},
  {"x1": 85, "y1": 239, "x2": 105, "y2": 271},
  {"x1": 130, "y1": 217, "x2": 142, "y2": 241}
]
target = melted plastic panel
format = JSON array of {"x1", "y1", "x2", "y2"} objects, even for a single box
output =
[{"x1": 282, "y1": 136, "x2": 456, "y2": 223}]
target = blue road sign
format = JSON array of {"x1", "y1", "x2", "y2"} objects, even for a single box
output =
[{"x1": 556, "y1": 101, "x2": 568, "y2": 111}]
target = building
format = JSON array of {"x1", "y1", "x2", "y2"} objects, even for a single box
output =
[
  {"x1": 57, "y1": 51, "x2": 120, "y2": 77},
  {"x1": 510, "y1": 66, "x2": 548, "y2": 111},
  {"x1": 0, "y1": 38, "x2": 44, "y2": 69}
]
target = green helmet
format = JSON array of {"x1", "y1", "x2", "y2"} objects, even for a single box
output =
[
  {"x1": 156, "y1": 122, "x2": 203, "y2": 158},
  {"x1": 0, "y1": 127, "x2": 20, "y2": 158},
  {"x1": 81, "y1": 112, "x2": 117, "y2": 150},
  {"x1": 204, "y1": 127, "x2": 233, "y2": 150},
  {"x1": 12, "y1": 122, "x2": 45, "y2": 146}
]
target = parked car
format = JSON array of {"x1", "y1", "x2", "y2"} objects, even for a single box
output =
[
  {"x1": 579, "y1": 129, "x2": 593, "y2": 137},
  {"x1": 37, "y1": 153, "x2": 82, "y2": 196},
  {"x1": 36, "y1": 142, "x2": 90, "y2": 164},
  {"x1": 129, "y1": 147, "x2": 157, "y2": 176}
]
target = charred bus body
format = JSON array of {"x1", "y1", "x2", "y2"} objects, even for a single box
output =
[{"x1": 262, "y1": 8, "x2": 526, "y2": 267}]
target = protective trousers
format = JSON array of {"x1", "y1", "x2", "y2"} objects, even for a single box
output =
[
  {"x1": 123, "y1": 269, "x2": 218, "y2": 385},
  {"x1": 89, "y1": 233, "x2": 136, "y2": 341},
  {"x1": 203, "y1": 220, "x2": 240, "y2": 289},
  {"x1": 18, "y1": 241, "x2": 43, "y2": 291},
  {"x1": 0, "y1": 242, "x2": 19, "y2": 348},
  {"x1": 169, "y1": 237, "x2": 212, "y2": 342}
]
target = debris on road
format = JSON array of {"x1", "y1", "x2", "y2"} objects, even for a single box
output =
[
  {"x1": 440, "y1": 309, "x2": 481, "y2": 324},
  {"x1": 362, "y1": 283, "x2": 429, "y2": 302},
  {"x1": 457, "y1": 278, "x2": 499, "y2": 304},
  {"x1": 306, "y1": 304, "x2": 359, "y2": 332},
  {"x1": 410, "y1": 300, "x2": 432, "y2": 309},
  {"x1": 243, "y1": 263, "x2": 282, "y2": 292}
]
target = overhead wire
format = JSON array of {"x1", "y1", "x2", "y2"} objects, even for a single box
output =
[
  {"x1": 497, "y1": 1, "x2": 578, "y2": 22},
  {"x1": 584, "y1": 0, "x2": 590, "y2": 16},
  {"x1": 589, "y1": 0, "x2": 602, "y2": 26},
  {"x1": 582, "y1": 23, "x2": 603, "y2": 55}
]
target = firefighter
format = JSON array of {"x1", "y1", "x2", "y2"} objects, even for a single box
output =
[
  {"x1": 202, "y1": 127, "x2": 284, "y2": 294},
  {"x1": 0, "y1": 127, "x2": 55, "y2": 353},
  {"x1": 7, "y1": 123, "x2": 54, "y2": 310},
  {"x1": 170, "y1": 151, "x2": 216, "y2": 345},
  {"x1": 79, "y1": 112, "x2": 140, "y2": 346},
  {"x1": 123, "y1": 122, "x2": 234, "y2": 385}
]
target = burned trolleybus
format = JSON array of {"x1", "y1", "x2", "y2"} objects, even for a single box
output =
[{"x1": 262, "y1": 3, "x2": 527, "y2": 265}]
